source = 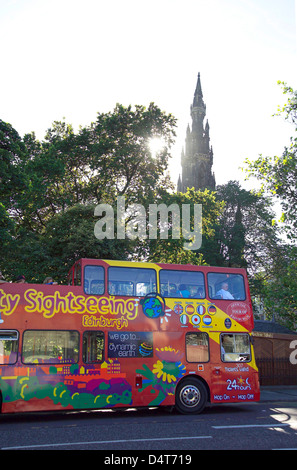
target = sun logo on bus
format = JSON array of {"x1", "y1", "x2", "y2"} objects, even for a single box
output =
[{"x1": 140, "y1": 294, "x2": 171, "y2": 324}]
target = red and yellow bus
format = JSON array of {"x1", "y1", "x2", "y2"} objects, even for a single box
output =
[{"x1": 0, "y1": 259, "x2": 260, "y2": 414}]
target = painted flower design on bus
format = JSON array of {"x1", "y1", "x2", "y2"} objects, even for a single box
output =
[
  {"x1": 153, "y1": 360, "x2": 185, "y2": 384},
  {"x1": 153, "y1": 346, "x2": 185, "y2": 383},
  {"x1": 136, "y1": 347, "x2": 186, "y2": 405}
]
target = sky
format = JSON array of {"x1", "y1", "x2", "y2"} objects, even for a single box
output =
[{"x1": 1, "y1": 0, "x2": 296, "y2": 190}]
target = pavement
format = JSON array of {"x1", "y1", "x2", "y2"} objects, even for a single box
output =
[{"x1": 260, "y1": 385, "x2": 297, "y2": 402}]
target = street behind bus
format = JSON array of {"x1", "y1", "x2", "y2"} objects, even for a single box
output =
[{"x1": 1, "y1": 397, "x2": 297, "y2": 451}]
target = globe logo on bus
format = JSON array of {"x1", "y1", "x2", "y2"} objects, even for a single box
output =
[{"x1": 140, "y1": 295, "x2": 164, "y2": 319}]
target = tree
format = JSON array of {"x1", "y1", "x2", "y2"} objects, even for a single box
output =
[
  {"x1": 253, "y1": 245, "x2": 297, "y2": 330},
  {"x1": 196, "y1": 181, "x2": 280, "y2": 277},
  {"x1": 0, "y1": 120, "x2": 28, "y2": 209},
  {"x1": 244, "y1": 82, "x2": 297, "y2": 242},
  {"x1": 244, "y1": 83, "x2": 297, "y2": 328},
  {"x1": 147, "y1": 188, "x2": 223, "y2": 265},
  {"x1": 0, "y1": 104, "x2": 177, "y2": 282},
  {"x1": 215, "y1": 181, "x2": 280, "y2": 272},
  {"x1": 41, "y1": 204, "x2": 134, "y2": 282}
]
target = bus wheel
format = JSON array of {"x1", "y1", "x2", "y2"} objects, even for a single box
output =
[{"x1": 175, "y1": 377, "x2": 207, "y2": 414}]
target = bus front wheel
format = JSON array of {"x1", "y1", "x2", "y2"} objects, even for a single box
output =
[{"x1": 175, "y1": 377, "x2": 207, "y2": 414}]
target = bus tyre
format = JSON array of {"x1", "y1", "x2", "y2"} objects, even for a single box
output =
[{"x1": 175, "y1": 377, "x2": 207, "y2": 414}]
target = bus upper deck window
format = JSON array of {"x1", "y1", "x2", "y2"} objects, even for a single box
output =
[
  {"x1": 108, "y1": 267, "x2": 156, "y2": 297},
  {"x1": 84, "y1": 265, "x2": 105, "y2": 295},
  {"x1": 160, "y1": 269, "x2": 205, "y2": 299},
  {"x1": 207, "y1": 273, "x2": 246, "y2": 300}
]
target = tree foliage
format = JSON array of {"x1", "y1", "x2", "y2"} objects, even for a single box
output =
[
  {"x1": 0, "y1": 104, "x2": 176, "y2": 282},
  {"x1": 244, "y1": 82, "x2": 297, "y2": 242},
  {"x1": 244, "y1": 83, "x2": 297, "y2": 328},
  {"x1": 147, "y1": 187, "x2": 223, "y2": 265}
]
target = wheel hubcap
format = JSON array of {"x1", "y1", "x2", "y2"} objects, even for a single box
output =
[{"x1": 180, "y1": 385, "x2": 200, "y2": 408}]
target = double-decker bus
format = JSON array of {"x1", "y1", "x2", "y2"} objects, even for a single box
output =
[{"x1": 0, "y1": 259, "x2": 260, "y2": 414}]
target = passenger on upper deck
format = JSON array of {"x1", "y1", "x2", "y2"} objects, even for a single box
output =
[
  {"x1": 43, "y1": 277, "x2": 58, "y2": 285},
  {"x1": 216, "y1": 282, "x2": 234, "y2": 300},
  {"x1": 178, "y1": 284, "x2": 190, "y2": 298},
  {"x1": 0, "y1": 271, "x2": 7, "y2": 284},
  {"x1": 193, "y1": 287, "x2": 204, "y2": 298},
  {"x1": 16, "y1": 275, "x2": 26, "y2": 283}
]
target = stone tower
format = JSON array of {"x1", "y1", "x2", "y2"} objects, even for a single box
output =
[{"x1": 177, "y1": 73, "x2": 216, "y2": 192}]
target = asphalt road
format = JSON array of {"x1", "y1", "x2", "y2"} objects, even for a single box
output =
[{"x1": 1, "y1": 401, "x2": 297, "y2": 452}]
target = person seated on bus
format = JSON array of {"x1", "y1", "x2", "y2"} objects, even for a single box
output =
[
  {"x1": 15, "y1": 275, "x2": 26, "y2": 283},
  {"x1": 169, "y1": 286, "x2": 178, "y2": 297},
  {"x1": 0, "y1": 271, "x2": 7, "y2": 284},
  {"x1": 221, "y1": 336, "x2": 227, "y2": 360},
  {"x1": 193, "y1": 287, "x2": 205, "y2": 298},
  {"x1": 216, "y1": 282, "x2": 234, "y2": 300},
  {"x1": 178, "y1": 284, "x2": 190, "y2": 298},
  {"x1": 43, "y1": 277, "x2": 58, "y2": 285}
]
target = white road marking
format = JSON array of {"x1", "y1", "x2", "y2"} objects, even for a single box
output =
[
  {"x1": 212, "y1": 423, "x2": 290, "y2": 429},
  {"x1": 1, "y1": 435, "x2": 213, "y2": 450}
]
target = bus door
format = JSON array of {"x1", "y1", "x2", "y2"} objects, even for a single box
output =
[{"x1": 211, "y1": 332, "x2": 258, "y2": 403}]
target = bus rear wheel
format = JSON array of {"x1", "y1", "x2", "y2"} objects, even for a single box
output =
[{"x1": 175, "y1": 377, "x2": 207, "y2": 414}]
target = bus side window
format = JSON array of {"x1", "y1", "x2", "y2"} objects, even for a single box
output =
[
  {"x1": 186, "y1": 332, "x2": 209, "y2": 362},
  {"x1": 83, "y1": 331, "x2": 104, "y2": 363},
  {"x1": 221, "y1": 333, "x2": 251, "y2": 362},
  {"x1": 84, "y1": 266, "x2": 105, "y2": 295},
  {"x1": 0, "y1": 330, "x2": 19, "y2": 365},
  {"x1": 159, "y1": 270, "x2": 205, "y2": 299},
  {"x1": 22, "y1": 330, "x2": 79, "y2": 364},
  {"x1": 108, "y1": 267, "x2": 156, "y2": 297},
  {"x1": 207, "y1": 273, "x2": 246, "y2": 300}
]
